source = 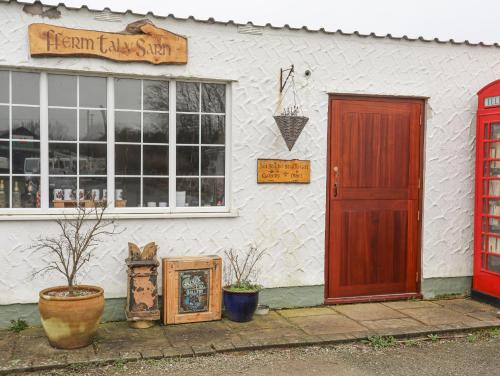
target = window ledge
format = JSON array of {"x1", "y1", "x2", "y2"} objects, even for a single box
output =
[{"x1": 0, "y1": 209, "x2": 239, "y2": 221}]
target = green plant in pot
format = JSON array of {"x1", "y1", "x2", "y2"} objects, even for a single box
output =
[
  {"x1": 223, "y1": 246, "x2": 265, "y2": 322},
  {"x1": 29, "y1": 203, "x2": 121, "y2": 349}
]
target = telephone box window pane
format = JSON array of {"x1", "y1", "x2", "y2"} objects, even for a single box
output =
[
  {"x1": 201, "y1": 115, "x2": 225, "y2": 144},
  {"x1": 12, "y1": 141, "x2": 40, "y2": 174},
  {"x1": 12, "y1": 72, "x2": 39, "y2": 105},
  {"x1": 49, "y1": 109, "x2": 77, "y2": 141},
  {"x1": 79, "y1": 76, "x2": 107, "y2": 109},
  {"x1": 49, "y1": 177, "x2": 77, "y2": 207},
  {"x1": 143, "y1": 177, "x2": 168, "y2": 207},
  {"x1": 49, "y1": 143, "x2": 77, "y2": 175},
  {"x1": 201, "y1": 178, "x2": 224, "y2": 206},
  {"x1": 115, "y1": 78, "x2": 141, "y2": 110},
  {"x1": 143, "y1": 112, "x2": 168, "y2": 143},
  {"x1": 115, "y1": 177, "x2": 140, "y2": 207},
  {"x1": 201, "y1": 146, "x2": 225, "y2": 176},
  {"x1": 176, "y1": 178, "x2": 199, "y2": 207},
  {"x1": 487, "y1": 255, "x2": 500, "y2": 274},
  {"x1": 48, "y1": 74, "x2": 77, "y2": 107},
  {"x1": 201, "y1": 83, "x2": 225, "y2": 113},
  {"x1": 144, "y1": 80, "x2": 169, "y2": 111},
  {"x1": 0, "y1": 141, "x2": 8, "y2": 173},
  {"x1": 176, "y1": 82, "x2": 199, "y2": 112},
  {"x1": 177, "y1": 146, "x2": 199, "y2": 176},
  {"x1": 12, "y1": 176, "x2": 40, "y2": 208},
  {"x1": 79, "y1": 144, "x2": 107, "y2": 175},
  {"x1": 79, "y1": 110, "x2": 107, "y2": 141},
  {"x1": 12, "y1": 106, "x2": 40, "y2": 140},
  {"x1": 176, "y1": 114, "x2": 199, "y2": 144},
  {"x1": 143, "y1": 145, "x2": 168, "y2": 175},
  {"x1": 115, "y1": 144, "x2": 140, "y2": 175},
  {"x1": 491, "y1": 123, "x2": 500, "y2": 140},
  {"x1": 115, "y1": 111, "x2": 141, "y2": 142},
  {"x1": 0, "y1": 71, "x2": 9, "y2": 104},
  {"x1": 0, "y1": 105, "x2": 9, "y2": 138}
]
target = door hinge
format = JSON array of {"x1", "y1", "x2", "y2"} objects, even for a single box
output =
[
  {"x1": 416, "y1": 271, "x2": 419, "y2": 282},
  {"x1": 417, "y1": 210, "x2": 421, "y2": 221},
  {"x1": 418, "y1": 178, "x2": 421, "y2": 189}
]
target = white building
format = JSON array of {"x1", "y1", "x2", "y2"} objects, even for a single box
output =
[{"x1": 0, "y1": 0, "x2": 498, "y2": 327}]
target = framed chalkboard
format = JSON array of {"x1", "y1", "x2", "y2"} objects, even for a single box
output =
[{"x1": 163, "y1": 256, "x2": 222, "y2": 324}]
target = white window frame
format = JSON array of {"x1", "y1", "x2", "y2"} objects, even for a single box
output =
[{"x1": 0, "y1": 69, "x2": 234, "y2": 218}]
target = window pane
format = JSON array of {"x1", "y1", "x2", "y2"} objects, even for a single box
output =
[
  {"x1": 176, "y1": 82, "x2": 199, "y2": 112},
  {"x1": 143, "y1": 112, "x2": 168, "y2": 143},
  {"x1": 143, "y1": 145, "x2": 168, "y2": 175},
  {"x1": 201, "y1": 146, "x2": 224, "y2": 175},
  {"x1": 115, "y1": 177, "x2": 140, "y2": 207},
  {"x1": 115, "y1": 144, "x2": 140, "y2": 175},
  {"x1": 49, "y1": 143, "x2": 77, "y2": 175},
  {"x1": 12, "y1": 106, "x2": 40, "y2": 140},
  {"x1": 176, "y1": 178, "x2": 199, "y2": 207},
  {"x1": 143, "y1": 178, "x2": 168, "y2": 207},
  {"x1": 0, "y1": 71, "x2": 8, "y2": 103},
  {"x1": 49, "y1": 108, "x2": 77, "y2": 141},
  {"x1": 12, "y1": 141, "x2": 40, "y2": 174},
  {"x1": 115, "y1": 111, "x2": 140, "y2": 142},
  {"x1": 177, "y1": 146, "x2": 199, "y2": 176},
  {"x1": 201, "y1": 83, "x2": 225, "y2": 113},
  {"x1": 48, "y1": 74, "x2": 77, "y2": 107},
  {"x1": 0, "y1": 141, "x2": 8, "y2": 173},
  {"x1": 79, "y1": 110, "x2": 106, "y2": 141},
  {"x1": 144, "y1": 80, "x2": 169, "y2": 111},
  {"x1": 201, "y1": 178, "x2": 224, "y2": 206},
  {"x1": 12, "y1": 72, "x2": 39, "y2": 105},
  {"x1": 80, "y1": 177, "x2": 106, "y2": 202},
  {"x1": 0, "y1": 105, "x2": 8, "y2": 139},
  {"x1": 79, "y1": 76, "x2": 106, "y2": 108},
  {"x1": 0, "y1": 177, "x2": 9, "y2": 208},
  {"x1": 12, "y1": 176, "x2": 40, "y2": 208},
  {"x1": 115, "y1": 78, "x2": 141, "y2": 110},
  {"x1": 49, "y1": 177, "x2": 77, "y2": 207},
  {"x1": 79, "y1": 144, "x2": 106, "y2": 175},
  {"x1": 176, "y1": 114, "x2": 199, "y2": 144},
  {"x1": 201, "y1": 115, "x2": 225, "y2": 144}
]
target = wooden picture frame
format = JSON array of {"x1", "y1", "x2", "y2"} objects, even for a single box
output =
[{"x1": 162, "y1": 255, "x2": 222, "y2": 325}]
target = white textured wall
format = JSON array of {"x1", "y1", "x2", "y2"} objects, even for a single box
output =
[{"x1": 0, "y1": 2, "x2": 499, "y2": 304}]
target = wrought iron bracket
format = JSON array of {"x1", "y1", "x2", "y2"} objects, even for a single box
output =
[{"x1": 280, "y1": 64, "x2": 294, "y2": 93}]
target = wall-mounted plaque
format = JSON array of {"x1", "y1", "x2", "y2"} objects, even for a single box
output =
[
  {"x1": 163, "y1": 256, "x2": 221, "y2": 324},
  {"x1": 28, "y1": 20, "x2": 188, "y2": 65},
  {"x1": 257, "y1": 159, "x2": 310, "y2": 183}
]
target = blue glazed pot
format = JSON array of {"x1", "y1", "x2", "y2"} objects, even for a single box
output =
[{"x1": 223, "y1": 288, "x2": 259, "y2": 322}]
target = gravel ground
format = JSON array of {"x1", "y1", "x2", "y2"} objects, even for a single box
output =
[{"x1": 26, "y1": 330, "x2": 500, "y2": 376}]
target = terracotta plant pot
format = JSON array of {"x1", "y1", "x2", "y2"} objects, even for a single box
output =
[{"x1": 38, "y1": 285, "x2": 104, "y2": 349}]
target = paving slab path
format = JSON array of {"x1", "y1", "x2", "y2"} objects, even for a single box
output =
[{"x1": 1, "y1": 298, "x2": 499, "y2": 374}]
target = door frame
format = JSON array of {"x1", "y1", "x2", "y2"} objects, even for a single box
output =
[{"x1": 324, "y1": 94, "x2": 426, "y2": 304}]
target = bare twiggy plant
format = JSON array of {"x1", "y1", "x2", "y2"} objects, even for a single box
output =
[
  {"x1": 223, "y1": 245, "x2": 266, "y2": 291},
  {"x1": 29, "y1": 203, "x2": 122, "y2": 296}
]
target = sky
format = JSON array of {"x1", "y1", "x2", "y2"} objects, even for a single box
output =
[{"x1": 30, "y1": 0, "x2": 500, "y2": 44}]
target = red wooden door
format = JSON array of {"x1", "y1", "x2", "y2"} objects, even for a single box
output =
[{"x1": 325, "y1": 96, "x2": 423, "y2": 303}]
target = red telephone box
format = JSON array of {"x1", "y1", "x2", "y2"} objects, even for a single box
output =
[{"x1": 474, "y1": 79, "x2": 500, "y2": 301}]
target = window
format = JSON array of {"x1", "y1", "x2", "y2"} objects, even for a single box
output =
[
  {"x1": 0, "y1": 70, "x2": 230, "y2": 214},
  {"x1": 0, "y1": 71, "x2": 41, "y2": 208}
]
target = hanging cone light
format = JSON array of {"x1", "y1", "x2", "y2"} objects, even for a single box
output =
[
  {"x1": 274, "y1": 65, "x2": 309, "y2": 151},
  {"x1": 273, "y1": 114, "x2": 309, "y2": 151}
]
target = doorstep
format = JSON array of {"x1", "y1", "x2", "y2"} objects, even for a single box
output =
[{"x1": 1, "y1": 298, "x2": 499, "y2": 374}]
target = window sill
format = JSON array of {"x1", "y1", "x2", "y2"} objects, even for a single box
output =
[{"x1": 0, "y1": 208, "x2": 239, "y2": 221}]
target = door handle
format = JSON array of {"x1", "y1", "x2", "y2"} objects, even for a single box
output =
[{"x1": 333, "y1": 166, "x2": 339, "y2": 198}]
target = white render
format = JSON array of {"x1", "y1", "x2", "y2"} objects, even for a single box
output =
[{"x1": 0, "y1": 1, "x2": 498, "y2": 305}]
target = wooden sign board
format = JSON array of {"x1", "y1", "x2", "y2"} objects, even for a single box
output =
[
  {"x1": 28, "y1": 20, "x2": 187, "y2": 65},
  {"x1": 162, "y1": 256, "x2": 222, "y2": 325},
  {"x1": 257, "y1": 159, "x2": 310, "y2": 183}
]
